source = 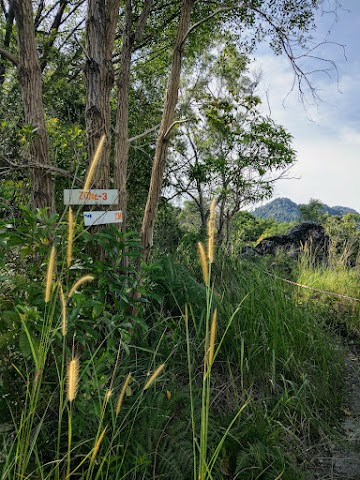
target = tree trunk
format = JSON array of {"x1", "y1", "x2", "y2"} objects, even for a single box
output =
[
  {"x1": 114, "y1": 0, "x2": 132, "y2": 232},
  {"x1": 0, "y1": 0, "x2": 15, "y2": 85},
  {"x1": 217, "y1": 195, "x2": 226, "y2": 243},
  {"x1": 114, "y1": 0, "x2": 151, "y2": 232},
  {"x1": 196, "y1": 178, "x2": 207, "y2": 230},
  {"x1": 84, "y1": 0, "x2": 119, "y2": 189},
  {"x1": 13, "y1": 0, "x2": 55, "y2": 211},
  {"x1": 141, "y1": 0, "x2": 194, "y2": 261},
  {"x1": 225, "y1": 213, "x2": 232, "y2": 254}
]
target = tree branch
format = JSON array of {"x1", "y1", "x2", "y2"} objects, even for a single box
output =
[
  {"x1": 129, "y1": 124, "x2": 160, "y2": 143},
  {"x1": 40, "y1": 0, "x2": 69, "y2": 70},
  {"x1": 164, "y1": 118, "x2": 190, "y2": 139},
  {"x1": 0, "y1": 155, "x2": 81, "y2": 183},
  {"x1": 184, "y1": 4, "x2": 246, "y2": 43},
  {"x1": 0, "y1": 46, "x2": 18, "y2": 66},
  {"x1": 134, "y1": 0, "x2": 152, "y2": 44}
]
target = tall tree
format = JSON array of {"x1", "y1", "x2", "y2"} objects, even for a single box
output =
[
  {"x1": 168, "y1": 43, "x2": 295, "y2": 246},
  {"x1": 13, "y1": 0, "x2": 55, "y2": 211},
  {"x1": 139, "y1": 0, "x2": 339, "y2": 259},
  {"x1": 114, "y1": 0, "x2": 151, "y2": 231},
  {"x1": 84, "y1": 0, "x2": 120, "y2": 188},
  {"x1": 141, "y1": 0, "x2": 194, "y2": 261}
]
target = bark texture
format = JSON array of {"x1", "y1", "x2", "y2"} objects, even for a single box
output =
[
  {"x1": 0, "y1": 0, "x2": 15, "y2": 85},
  {"x1": 114, "y1": 0, "x2": 133, "y2": 230},
  {"x1": 84, "y1": 0, "x2": 120, "y2": 188},
  {"x1": 141, "y1": 0, "x2": 194, "y2": 261},
  {"x1": 114, "y1": 0, "x2": 151, "y2": 232},
  {"x1": 13, "y1": 0, "x2": 55, "y2": 211}
]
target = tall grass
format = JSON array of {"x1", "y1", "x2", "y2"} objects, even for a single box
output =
[
  {"x1": 297, "y1": 242, "x2": 360, "y2": 335},
  {"x1": 0, "y1": 200, "x2": 346, "y2": 478},
  {"x1": 0, "y1": 227, "x2": 168, "y2": 478},
  {"x1": 149, "y1": 247, "x2": 344, "y2": 478}
]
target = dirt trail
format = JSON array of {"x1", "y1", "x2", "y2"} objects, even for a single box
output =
[{"x1": 308, "y1": 341, "x2": 360, "y2": 479}]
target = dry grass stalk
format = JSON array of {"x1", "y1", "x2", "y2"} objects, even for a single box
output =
[
  {"x1": 67, "y1": 207, "x2": 74, "y2": 268},
  {"x1": 67, "y1": 357, "x2": 79, "y2": 402},
  {"x1": 68, "y1": 275, "x2": 94, "y2": 298},
  {"x1": 45, "y1": 246, "x2": 56, "y2": 303},
  {"x1": 184, "y1": 304, "x2": 189, "y2": 326},
  {"x1": 208, "y1": 199, "x2": 216, "y2": 263},
  {"x1": 83, "y1": 135, "x2": 106, "y2": 191},
  {"x1": 144, "y1": 364, "x2": 165, "y2": 391},
  {"x1": 91, "y1": 426, "x2": 108, "y2": 464},
  {"x1": 115, "y1": 374, "x2": 132, "y2": 417},
  {"x1": 198, "y1": 242, "x2": 209, "y2": 285},
  {"x1": 59, "y1": 284, "x2": 67, "y2": 336},
  {"x1": 208, "y1": 308, "x2": 217, "y2": 365}
]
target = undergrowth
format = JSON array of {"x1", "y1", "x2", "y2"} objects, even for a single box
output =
[
  {"x1": 296, "y1": 244, "x2": 360, "y2": 336},
  {"x1": 0, "y1": 202, "x2": 346, "y2": 479}
]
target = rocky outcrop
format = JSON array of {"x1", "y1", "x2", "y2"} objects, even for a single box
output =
[{"x1": 243, "y1": 222, "x2": 329, "y2": 259}]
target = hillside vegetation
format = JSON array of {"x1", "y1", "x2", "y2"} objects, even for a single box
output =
[
  {"x1": 252, "y1": 198, "x2": 359, "y2": 223},
  {"x1": 1, "y1": 200, "x2": 359, "y2": 479}
]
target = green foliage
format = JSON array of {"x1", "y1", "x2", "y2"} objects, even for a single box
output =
[
  {"x1": 0, "y1": 200, "x2": 347, "y2": 479},
  {"x1": 253, "y1": 198, "x2": 359, "y2": 224},
  {"x1": 0, "y1": 1, "x2": 354, "y2": 476},
  {"x1": 325, "y1": 213, "x2": 360, "y2": 267},
  {"x1": 299, "y1": 198, "x2": 326, "y2": 223},
  {"x1": 253, "y1": 197, "x2": 301, "y2": 223},
  {"x1": 146, "y1": 250, "x2": 344, "y2": 478},
  {"x1": 297, "y1": 237, "x2": 360, "y2": 336},
  {"x1": 169, "y1": 40, "x2": 296, "y2": 242},
  {"x1": 231, "y1": 211, "x2": 287, "y2": 245}
]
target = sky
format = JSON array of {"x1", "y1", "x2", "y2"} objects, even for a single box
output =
[{"x1": 250, "y1": 0, "x2": 360, "y2": 212}]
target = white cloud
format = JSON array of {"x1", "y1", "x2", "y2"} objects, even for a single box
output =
[{"x1": 247, "y1": 37, "x2": 360, "y2": 212}]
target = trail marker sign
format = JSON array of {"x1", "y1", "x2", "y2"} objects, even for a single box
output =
[
  {"x1": 83, "y1": 210, "x2": 123, "y2": 226},
  {"x1": 64, "y1": 189, "x2": 118, "y2": 205}
]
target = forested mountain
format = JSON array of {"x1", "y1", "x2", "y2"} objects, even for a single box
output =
[{"x1": 252, "y1": 198, "x2": 359, "y2": 223}]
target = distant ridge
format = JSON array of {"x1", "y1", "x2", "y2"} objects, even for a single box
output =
[{"x1": 252, "y1": 198, "x2": 359, "y2": 223}]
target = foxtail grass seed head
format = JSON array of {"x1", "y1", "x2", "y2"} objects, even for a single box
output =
[
  {"x1": 67, "y1": 357, "x2": 79, "y2": 402},
  {"x1": 45, "y1": 246, "x2": 56, "y2": 303},
  {"x1": 91, "y1": 426, "x2": 107, "y2": 464},
  {"x1": 115, "y1": 374, "x2": 132, "y2": 417},
  {"x1": 144, "y1": 364, "x2": 165, "y2": 391},
  {"x1": 198, "y1": 242, "x2": 209, "y2": 285},
  {"x1": 83, "y1": 134, "x2": 106, "y2": 191},
  {"x1": 59, "y1": 284, "x2": 67, "y2": 336},
  {"x1": 208, "y1": 199, "x2": 216, "y2": 263},
  {"x1": 209, "y1": 308, "x2": 217, "y2": 366},
  {"x1": 67, "y1": 207, "x2": 74, "y2": 268},
  {"x1": 68, "y1": 275, "x2": 94, "y2": 298}
]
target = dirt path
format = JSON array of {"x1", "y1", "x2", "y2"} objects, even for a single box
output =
[{"x1": 307, "y1": 340, "x2": 360, "y2": 479}]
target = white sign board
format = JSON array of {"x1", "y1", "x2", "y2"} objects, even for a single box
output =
[
  {"x1": 64, "y1": 189, "x2": 118, "y2": 205},
  {"x1": 83, "y1": 210, "x2": 123, "y2": 226}
]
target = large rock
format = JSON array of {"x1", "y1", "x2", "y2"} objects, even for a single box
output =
[{"x1": 244, "y1": 222, "x2": 329, "y2": 258}]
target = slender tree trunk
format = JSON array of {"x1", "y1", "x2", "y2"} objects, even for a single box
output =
[
  {"x1": 84, "y1": 0, "x2": 119, "y2": 188},
  {"x1": 225, "y1": 213, "x2": 232, "y2": 254},
  {"x1": 114, "y1": 0, "x2": 151, "y2": 232},
  {"x1": 196, "y1": 180, "x2": 207, "y2": 230},
  {"x1": 114, "y1": 0, "x2": 132, "y2": 231},
  {"x1": 0, "y1": 0, "x2": 15, "y2": 85},
  {"x1": 217, "y1": 195, "x2": 226, "y2": 243},
  {"x1": 141, "y1": 0, "x2": 194, "y2": 261},
  {"x1": 13, "y1": 0, "x2": 55, "y2": 211}
]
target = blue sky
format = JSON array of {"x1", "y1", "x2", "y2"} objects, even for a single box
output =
[{"x1": 252, "y1": 0, "x2": 360, "y2": 212}]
